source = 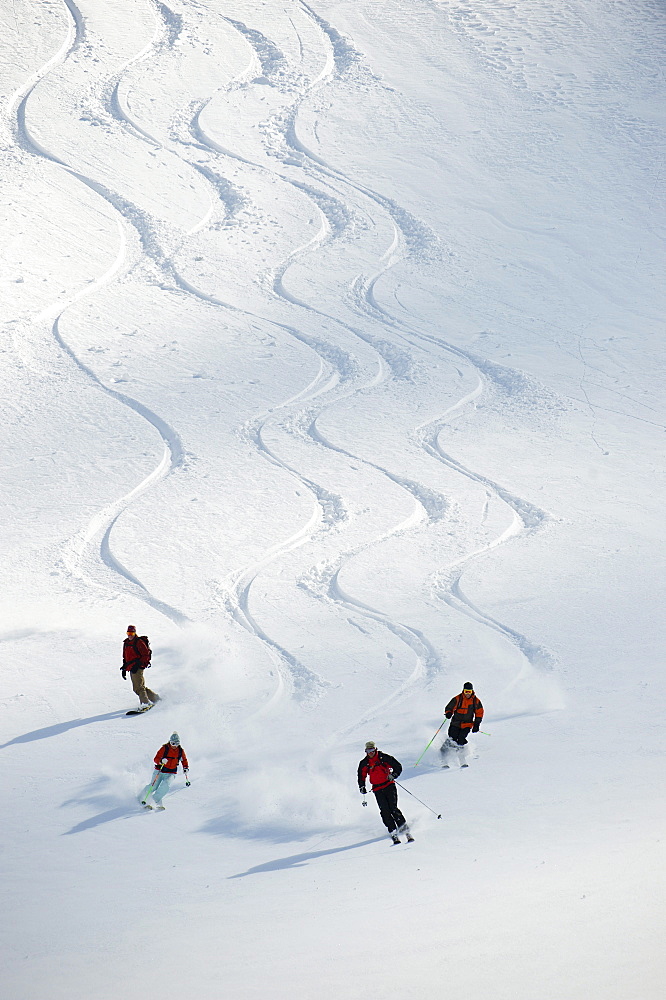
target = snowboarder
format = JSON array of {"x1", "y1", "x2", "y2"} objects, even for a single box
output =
[
  {"x1": 440, "y1": 682, "x2": 484, "y2": 760},
  {"x1": 140, "y1": 733, "x2": 189, "y2": 810},
  {"x1": 358, "y1": 741, "x2": 413, "y2": 844},
  {"x1": 122, "y1": 625, "x2": 159, "y2": 710}
]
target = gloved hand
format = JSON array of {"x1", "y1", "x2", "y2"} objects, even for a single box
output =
[
  {"x1": 121, "y1": 668, "x2": 127, "y2": 679},
  {"x1": 472, "y1": 721, "x2": 480, "y2": 733},
  {"x1": 445, "y1": 712, "x2": 452, "y2": 719},
  {"x1": 161, "y1": 758, "x2": 168, "y2": 765},
  {"x1": 359, "y1": 786, "x2": 367, "y2": 795}
]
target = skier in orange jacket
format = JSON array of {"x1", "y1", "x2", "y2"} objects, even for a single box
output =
[
  {"x1": 140, "y1": 733, "x2": 189, "y2": 810},
  {"x1": 443, "y1": 682, "x2": 484, "y2": 746}
]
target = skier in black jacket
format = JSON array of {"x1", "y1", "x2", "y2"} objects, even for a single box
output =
[{"x1": 358, "y1": 741, "x2": 413, "y2": 844}]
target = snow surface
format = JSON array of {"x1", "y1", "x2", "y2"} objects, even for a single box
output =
[{"x1": 1, "y1": 0, "x2": 664, "y2": 997}]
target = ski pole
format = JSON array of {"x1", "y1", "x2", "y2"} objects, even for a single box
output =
[
  {"x1": 414, "y1": 719, "x2": 447, "y2": 766},
  {"x1": 141, "y1": 767, "x2": 163, "y2": 805},
  {"x1": 393, "y1": 780, "x2": 442, "y2": 819},
  {"x1": 144, "y1": 759, "x2": 171, "y2": 799}
]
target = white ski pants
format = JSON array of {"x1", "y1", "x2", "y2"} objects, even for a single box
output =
[{"x1": 142, "y1": 771, "x2": 174, "y2": 804}]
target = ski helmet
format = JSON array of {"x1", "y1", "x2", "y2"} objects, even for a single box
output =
[
  {"x1": 463, "y1": 682, "x2": 474, "y2": 691},
  {"x1": 365, "y1": 740, "x2": 376, "y2": 751},
  {"x1": 169, "y1": 732, "x2": 180, "y2": 746}
]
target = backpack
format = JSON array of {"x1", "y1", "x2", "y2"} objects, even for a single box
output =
[{"x1": 138, "y1": 636, "x2": 152, "y2": 666}]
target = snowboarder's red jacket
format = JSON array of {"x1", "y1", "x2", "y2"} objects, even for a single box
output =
[
  {"x1": 123, "y1": 636, "x2": 150, "y2": 671},
  {"x1": 357, "y1": 750, "x2": 402, "y2": 792},
  {"x1": 445, "y1": 691, "x2": 484, "y2": 730},
  {"x1": 154, "y1": 744, "x2": 189, "y2": 774}
]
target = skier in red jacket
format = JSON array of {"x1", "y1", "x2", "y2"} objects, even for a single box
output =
[
  {"x1": 358, "y1": 741, "x2": 414, "y2": 844},
  {"x1": 140, "y1": 733, "x2": 189, "y2": 810}
]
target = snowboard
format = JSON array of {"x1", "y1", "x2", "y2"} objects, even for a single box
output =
[{"x1": 126, "y1": 704, "x2": 154, "y2": 716}]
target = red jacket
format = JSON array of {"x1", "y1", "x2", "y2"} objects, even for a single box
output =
[
  {"x1": 357, "y1": 751, "x2": 402, "y2": 791},
  {"x1": 154, "y1": 744, "x2": 189, "y2": 774},
  {"x1": 123, "y1": 636, "x2": 150, "y2": 671}
]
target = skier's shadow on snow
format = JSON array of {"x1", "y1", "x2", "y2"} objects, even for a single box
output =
[
  {"x1": 229, "y1": 838, "x2": 384, "y2": 878},
  {"x1": 62, "y1": 784, "x2": 188, "y2": 835},
  {"x1": 0, "y1": 711, "x2": 127, "y2": 749},
  {"x1": 63, "y1": 806, "x2": 137, "y2": 835}
]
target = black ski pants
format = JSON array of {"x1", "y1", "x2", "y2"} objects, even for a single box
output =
[
  {"x1": 447, "y1": 722, "x2": 470, "y2": 745},
  {"x1": 373, "y1": 783, "x2": 406, "y2": 833}
]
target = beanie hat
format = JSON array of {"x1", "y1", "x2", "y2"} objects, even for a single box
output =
[
  {"x1": 169, "y1": 732, "x2": 180, "y2": 746},
  {"x1": 365, "y1": 740, "x2": 376, "y2": 750},
  {"x1": 463, "y1": 682, "x2": 474, "y2": 690},
  {"x1": 127, "y1": 625, "x2": 137, "y2": 633}
]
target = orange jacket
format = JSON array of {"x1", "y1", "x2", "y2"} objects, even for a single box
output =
[
  {"x1": 154, "y1": 743, "x2": 189, "y2": 774},
  {"x1": 445, "y1": 692, "x2": 484, "y2": 730}
]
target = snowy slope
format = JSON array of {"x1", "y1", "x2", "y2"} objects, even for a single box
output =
[{"x1": 1, "y1": 1, "x2": 664, "y2": 998}]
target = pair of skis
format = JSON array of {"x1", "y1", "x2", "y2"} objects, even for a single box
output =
[
  {"x1": 415, "y1": 719, "x2": 489, "y2": 767},
  {"x1": 440, "y1": 737, "x2": 470, "y2": 769}
]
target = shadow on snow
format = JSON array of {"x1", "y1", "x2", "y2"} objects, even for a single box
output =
[
  {"x1": 229, "y1": 837, "x2": 385, "y2": 877},
  {"x1": 62, "y1": 805, "x2": 143, "y2": 835},
  {"x1": 0, "y1": 711, "x2": 128, "y2": 748}
]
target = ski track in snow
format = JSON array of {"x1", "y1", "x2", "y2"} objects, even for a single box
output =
[
  {"x1": 209, "y1": 8, "x2": 459, "y2": 711},
  {"x1": 226, "y1": 7, "x2": 557, "y2": 691},
  {"x1": 7, "y1": 0, "x2": 556, "y2": 721},
  {"x1": 361, "y1": 300, "x2": 557, "y2": 675},
  {"x1": 7, "y1": 0, "x2": 200, "y2": 622},
  {"x1": 229, "y1": 7, "x2": 555, "y2": 714},
  {"x1": 5, "y1": 0, "x2": 373, "y2": 708},
  {"x1": 143, "y1": 5, "x2": 445, "y2": 707}
]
